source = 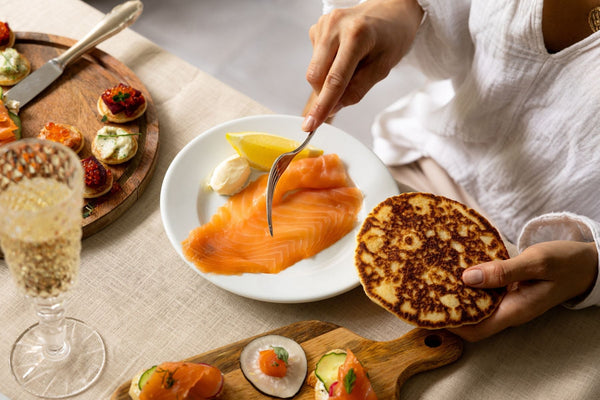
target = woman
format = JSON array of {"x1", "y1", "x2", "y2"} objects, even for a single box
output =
[{"x1": 303, "y1": 0, "x2": 600, "y2": 341}]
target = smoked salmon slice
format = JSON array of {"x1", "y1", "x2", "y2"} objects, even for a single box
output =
[
  {"x1": 329, "y1": 349, "x2": 377, "y2": 400},
  {"x1": 139, "y1": 362, "x2": 223, "y2": 400},
  {"x1": 0, "y1": 99, "x2": 18, "y2": 145},
  {"x1": 182, "y1": 153, "x2": 363, "y2": 275}
]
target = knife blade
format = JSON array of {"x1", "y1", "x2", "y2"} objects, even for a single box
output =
[{"x1": 4, "y1": 0, "x2": 143, "y2": 109}]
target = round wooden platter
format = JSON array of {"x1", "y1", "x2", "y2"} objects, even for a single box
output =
[{"x1": 8, "y1": 32, "x2": 159, "y2": 238}]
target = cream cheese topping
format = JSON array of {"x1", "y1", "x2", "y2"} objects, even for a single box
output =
[
  {"x1": 5, "y1": 98, "x2": 20, "y2": 114},
  {"x1": 0, "y1": 48, "x2": 25, "y2": 75},
  {"x1": 95, "y1": 126, "x2": 135, "y2": 160}
]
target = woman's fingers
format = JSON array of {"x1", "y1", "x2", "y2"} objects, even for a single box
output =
[
  {"x1": 303, "y1": 1, "x2": 424, "y2": 131},
  {"x1": 463, "y1": 241, "x2": 597, "y2": 294},
  {"x1": 304, "y1": 12, "x2": 376, "y2": 130},
  {"x1": 449, "y1": 283, "x2": 554, "y2": 341},
  {"x1": 304, "y1": 43, "x2": 367, "y2": 130},
  {"x1": 462, "y1": 256, "x2": 543, "y2": 288},
  {"x1": 452, "y1": 241, "x2": 599, "y2": 341},
  {"x1": 306, "y1": 20, "x2": 338, "y2": 93}
]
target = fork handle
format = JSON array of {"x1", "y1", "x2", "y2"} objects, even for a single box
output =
[{"x1": 295, "y1": 130, "x2": 316, "y2": 153}]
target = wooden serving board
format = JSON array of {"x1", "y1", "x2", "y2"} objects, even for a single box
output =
[
  {"x1": 9, "y1": 32, "x2": 159, "y2": 238},
  {"x1": 111, "y1": 320, "x2": 463, "y2": 399}
]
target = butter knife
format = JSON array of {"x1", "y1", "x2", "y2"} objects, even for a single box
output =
[{"x1": 4, "y1": 0, "x2": 143, "y2": 109}]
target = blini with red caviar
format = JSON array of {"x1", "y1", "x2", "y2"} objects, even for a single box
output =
[
  {"x1": 81, "y1": 156, "x2": 113, "y2": 199},
  {"x1": 38, "y1": 122, "x2": 85, "y2": 154}
]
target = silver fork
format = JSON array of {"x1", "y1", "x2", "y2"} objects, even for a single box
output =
[{"x1": 266, "y1": 129, "x2": 316, "y2": 236}]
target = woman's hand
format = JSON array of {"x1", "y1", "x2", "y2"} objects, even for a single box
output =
[
  {"x1": 450, "y1": 241, "x2": 598, "y2": 341},
  {"x1": 302, "y1": 0, "x2": 423, "y2": 131}
]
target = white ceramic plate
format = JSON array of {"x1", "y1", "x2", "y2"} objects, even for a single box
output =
[{"x1": 160, "y1": 114, "x2": 399, "y2": 303}]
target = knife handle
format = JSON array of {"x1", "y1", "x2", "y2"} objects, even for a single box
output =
[{"x1": 55, "y1": 0, "x2": 143, "y2": 69}]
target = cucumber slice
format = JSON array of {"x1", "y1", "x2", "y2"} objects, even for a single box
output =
[
  {"x1": 8, "y1": 111, "x2": 20, "y2": 139},
  {"x1": 138, "y1": 365, "x2": 157, "y2": 390},
  {"x1": 315, "y1": 351, "x2": 347, "y2": 391}
]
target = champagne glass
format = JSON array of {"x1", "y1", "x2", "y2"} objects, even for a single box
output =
[{"x1": 0, "y1": 139, "x2": 106, "y2": 398}]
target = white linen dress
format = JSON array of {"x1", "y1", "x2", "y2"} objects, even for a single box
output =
[{"x1": 371, "y1": 0, "x2": 600, "y2": 308}]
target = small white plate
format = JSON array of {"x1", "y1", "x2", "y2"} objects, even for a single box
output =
[{"x1": 160, "y1": 114, "x2": 399, "y2": 303}]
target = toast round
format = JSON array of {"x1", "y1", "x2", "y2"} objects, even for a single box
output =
[
  {"x1": 97, "y1": 94, "x2": 147, "y2": 123},
  {"x1": 0, "y1": 48, "x2": 30, "y2": 86},
  {"x1": 38, "y1": 122, "x2": 85, "y2": 154},
  {"x1": 355, "y1": 192, "x2": 509, "y2": 329}
]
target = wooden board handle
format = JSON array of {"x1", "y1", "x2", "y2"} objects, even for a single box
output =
[
  {"x1": 297, "y1": 324, "x2": 463, "y2": 399},
  {"x1": 366, "y1": 328, "x2": 463, "y2": 397}
]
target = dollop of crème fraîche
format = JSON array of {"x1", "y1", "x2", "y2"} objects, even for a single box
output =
[{"x1": 209, "y1": 154, "x2": 251, "y2": 195}]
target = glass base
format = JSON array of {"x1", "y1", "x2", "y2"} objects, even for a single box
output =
[{"x1": 10, "y1": 317, "x2": 106, "y2": 398}]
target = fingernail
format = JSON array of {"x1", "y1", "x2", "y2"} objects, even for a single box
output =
[
  {"x1": 463, "y1": 269, "x2": 483, "y2": 285},
  {"x1": 302, "y1": 115, "x2": 316, "y2": 131}
]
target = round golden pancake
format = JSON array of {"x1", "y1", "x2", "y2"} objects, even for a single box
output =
[{"x1": 355, "y1": 192, "x2": 509, "y2": 329}]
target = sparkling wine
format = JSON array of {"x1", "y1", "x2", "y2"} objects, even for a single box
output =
[
  {"x1": 1, "y1": 139, "x2": 105, "y2": 398},
  {"x1": 0, "y1": 178, "x2": 81, "y2": 298}
]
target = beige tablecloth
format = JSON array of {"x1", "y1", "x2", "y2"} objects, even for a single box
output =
[{"x1": 1, "y1": 1, "x2": 599, "y2": 399}]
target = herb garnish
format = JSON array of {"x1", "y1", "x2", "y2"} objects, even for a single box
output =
[
  {"x1": 97, "y1": 132, "x2": 141, "y2": 138},
  {"x1": 112, "y1": 91, "x2": 131, "y2": 103},
  {"x1": 101, "y1": 115, "x2": 108, "y2": 123},
  {"x1": 344, "y1": 368, "x2": 356, "y2": 394},
  {"x1": 82, "y1": 203, "x2": 94, "y2": 218},
  {"x1": 156, "y1": 367, "x2": 179, "y2": 389},
  {"x1": 272, "y1": 346, "x2": 289, "y2": 364}
]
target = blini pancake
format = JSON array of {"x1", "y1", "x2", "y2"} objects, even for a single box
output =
[
  {"x1": 0, "y1": 49, "x2": 30, "y2": 86},
  {"x1": 355, "y1": 192, "x2": 509, "y2": 329}
]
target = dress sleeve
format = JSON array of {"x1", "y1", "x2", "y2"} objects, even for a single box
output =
[
  {"x1": 410, "y1": 0, "x2": 473, "y2": 81},
  {"x1": 517, "y1": 212, "x2": 600, "y2": 309}
]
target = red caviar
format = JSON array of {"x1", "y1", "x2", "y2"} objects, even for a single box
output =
[
  {"x1": 110, "y1": 181, "x2": 121, "y2": 194},
  {"x1": 38, "y1": 122, "x2": 82, "y2": 152},
  {"x1": 101, "y1": 83, "x2": 145, "y2": 117},
  {"x1": 81, "y1": 156, "x2": 109, "y2": 188},
  {"x1": 41, "y1": 122, "x2": 71, "y2": 143}
]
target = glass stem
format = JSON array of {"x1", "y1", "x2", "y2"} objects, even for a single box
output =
[{"x1": 32, "y1": 295, "x2": 70, "y2": 360}]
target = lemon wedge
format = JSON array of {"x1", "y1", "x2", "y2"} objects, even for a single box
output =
[{"x1": 225, "y1": 131, "x2": 324, "y2": 171}]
